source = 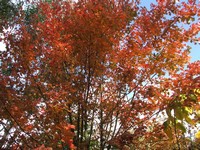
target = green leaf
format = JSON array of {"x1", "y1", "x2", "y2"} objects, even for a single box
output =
[
  {"x1": 179, "y1": 94, "x2": 187, "y2": 101},
  {"x1": 163, "y1": 120, "x2": 173, "y2": 140},
  {"x1": 163, "y1": 121, "x2": 168, "y2": 129},
  {"x1": 176, "y1": 122, "x2": 186, "y2": 133},
  {"x1": 166, "y1": 108, "x2": 172, "y2": 118},
  {"x1": 189, "y1": 94, "x2": 197, "y2": 102},
  {"x1": 175, "y1": 107, "x2": 183, "y2": 120}
]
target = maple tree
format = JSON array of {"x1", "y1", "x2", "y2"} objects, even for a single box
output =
[{"x1": 0, "y1": 0, "x2": 200, "y2": 149}]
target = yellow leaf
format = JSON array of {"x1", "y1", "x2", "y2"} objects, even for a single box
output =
[
  {"x1": 184, "y1": 107, "x2": 192, "y2": 114},
  {"x1": 195, "y1": 131, "x2": 200, "y2": 139}
]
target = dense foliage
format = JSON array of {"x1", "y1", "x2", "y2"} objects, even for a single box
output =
[{"x1": 0, "y1": 0, "x2": 200, "y2": 149}]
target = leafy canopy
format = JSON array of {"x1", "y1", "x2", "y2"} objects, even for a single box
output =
[{"x1": 0, "y1": 0, "x2": 200, "y2": 149}]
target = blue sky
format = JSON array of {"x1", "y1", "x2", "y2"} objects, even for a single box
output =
[{"x1": 140, "y1": 0, "x2": 200, "y2": 62}]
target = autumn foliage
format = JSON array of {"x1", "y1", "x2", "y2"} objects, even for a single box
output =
[{"x1": 0, "y1": 0, "x2": 200, "y2": 149}]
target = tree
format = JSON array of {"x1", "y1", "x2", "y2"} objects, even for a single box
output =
[
  {"x1": 0, "y1": 0, "x2": 22, "y2": 32},
  {"x1": 0, "y1": 0, "x2": 200, "y2": 149}
]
